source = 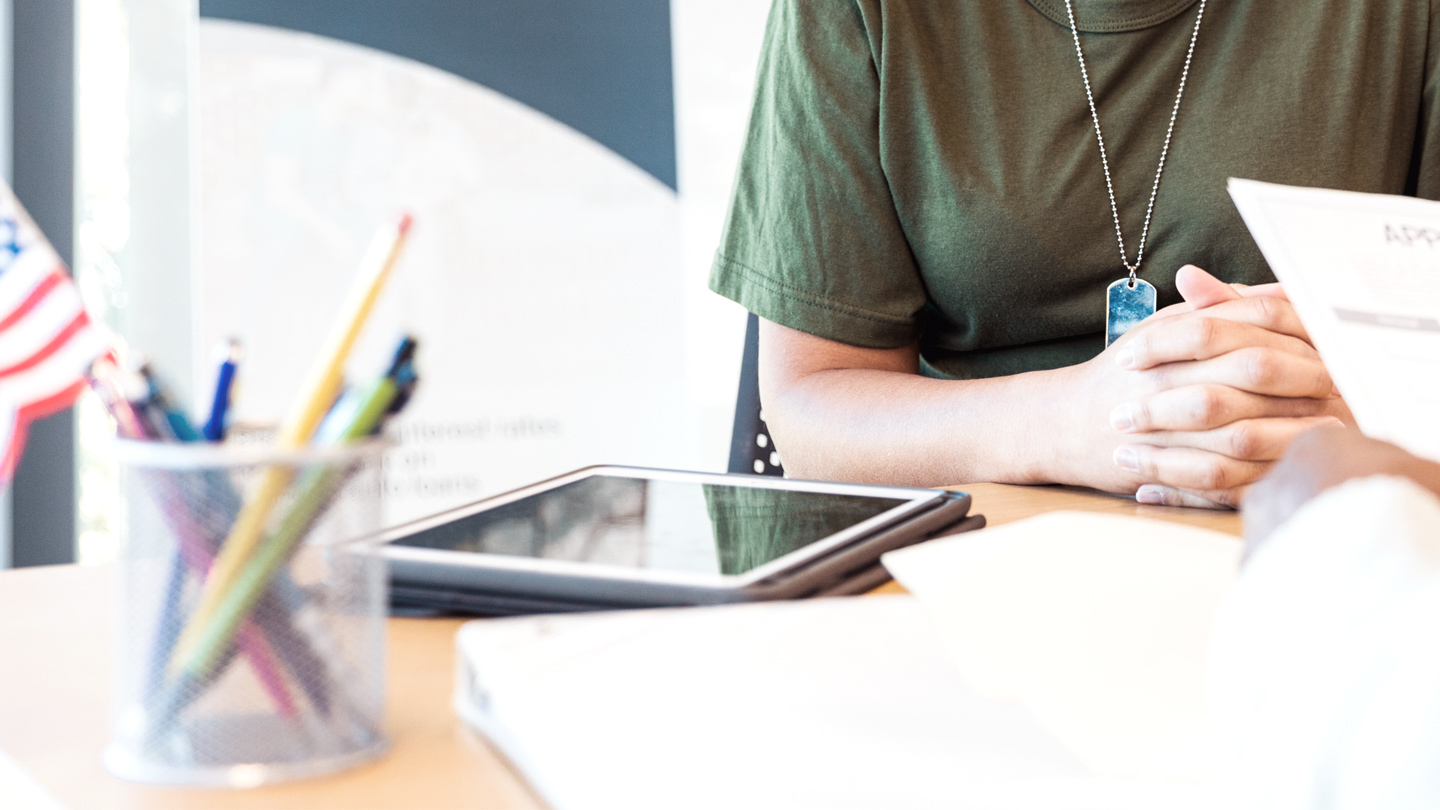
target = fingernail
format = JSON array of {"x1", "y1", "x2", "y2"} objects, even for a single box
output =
[
  {"x1": 1136, "y1": 485, "x2": 1165, "y2": 504},
  {"x1": 1109, "y1": 404, "x2": 1135, "y2": 432},
  {"x1": 1115, "y1": 346, "x2": 1137, "y2": 369},
  {"x1": 1113, "y1": 445, "x2": 1140, "y2": 472}
]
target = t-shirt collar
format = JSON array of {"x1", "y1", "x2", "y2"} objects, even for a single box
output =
[{"x1": 1026, "y1": 0, "x2": 1202, "y2": 33}]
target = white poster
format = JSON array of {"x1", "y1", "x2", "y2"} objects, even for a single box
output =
[{"x1": 196, "y1": 8, "x2": 769, "y2": 527}]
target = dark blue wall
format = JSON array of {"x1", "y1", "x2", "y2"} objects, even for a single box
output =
[
  {"x1": 199, "y1": 0, "x2": 678, "y2": 190},
  {"x1": 10, "y1": 0, "x2": 77, "y2": 567}
]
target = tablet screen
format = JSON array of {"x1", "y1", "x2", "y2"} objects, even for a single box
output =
[{"x1": 389, "y1": 475, "x2": 912, "y2": 575}]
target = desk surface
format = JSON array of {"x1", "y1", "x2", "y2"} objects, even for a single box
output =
[{"x1": 0, "y1": 483, "x2": 1240, "y2": 809}]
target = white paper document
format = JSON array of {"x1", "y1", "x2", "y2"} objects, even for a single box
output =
[
  {"x1": 1228, "y1": 179, "x2": 1440, "y2": 460},
  {"x1": 0, "y1": 749, "x2": 62, "y2": 810},
  {"x1": 453, "y1": 513, "x2": 1242, "y2": 810},
  {"x1": 882, "y1": 512, "x2": 1240, "y2": 786}
]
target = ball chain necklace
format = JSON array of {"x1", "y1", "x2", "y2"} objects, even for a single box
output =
[{"x1": 1061, "y1": 0, "x2": 1209, "y2": 346}]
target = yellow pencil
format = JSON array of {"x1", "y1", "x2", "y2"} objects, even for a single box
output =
[{"x1": 169, "y1": 213, "x2": 413, "y2": 674}]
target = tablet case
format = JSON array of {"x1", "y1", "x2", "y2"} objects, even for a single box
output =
[{"x1": 389, "y1": 493, "x2": 984, "y2": 617}]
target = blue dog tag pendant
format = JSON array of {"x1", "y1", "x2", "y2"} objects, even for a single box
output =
[{"x1": 1106, "y1": 277, "x2": 1156, "y2": 347}]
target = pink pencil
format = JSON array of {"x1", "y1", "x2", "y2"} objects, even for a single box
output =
[{"x1": 154, "y1": 479, "x2": 299, "y2": 719}]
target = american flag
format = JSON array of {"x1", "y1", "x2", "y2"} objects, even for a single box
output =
[{"x1": 0, "y1": 181, "x2": 109, "y2": 483}]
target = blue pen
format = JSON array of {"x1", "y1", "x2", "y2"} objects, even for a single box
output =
[{"x1": 203, "y1": 339, "x2": 242, "y2": 442}]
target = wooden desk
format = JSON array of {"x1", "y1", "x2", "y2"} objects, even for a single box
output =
[{"x1": 0, "y1": 483, "x2": 1239, "y2": 809}]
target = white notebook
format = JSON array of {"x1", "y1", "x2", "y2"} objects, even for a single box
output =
[{"x1": 453, "y1": 512, "x2": 1240, "y2": 810}]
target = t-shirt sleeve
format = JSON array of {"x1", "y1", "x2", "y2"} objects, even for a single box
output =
[{"x1": 708, "y1": 0, "x2": 926, "y2": 349}]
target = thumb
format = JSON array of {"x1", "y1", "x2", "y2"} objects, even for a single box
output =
[{"x1": 1175, "y1": 264, "x2": 1241, "y2": 310}]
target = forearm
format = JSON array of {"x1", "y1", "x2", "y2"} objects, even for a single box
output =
[
  {"x1": 754, "y1": 281, "x2": 1343, "y2": 499},
  {"x1": 760, "y1": 365, "x2": 1079, "y2": 487},
  {"x1": 1390, "y1": 456, "x2": 1440, "y2": 499},
  {"x1": 1244, "y1": 427, "x2": 1440, "y2": 544},
  {"x1": 1214, "y1": 475, "x2": 1440, "y2": 806}
]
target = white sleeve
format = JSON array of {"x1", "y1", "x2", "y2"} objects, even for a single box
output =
[{"x1": 1209, "y1": 475, "x2": 1440, "y2": 810}]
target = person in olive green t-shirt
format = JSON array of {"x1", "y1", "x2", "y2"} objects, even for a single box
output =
[{"x1": 710, "y1": 0, "x2": 1435, "y2": 507}]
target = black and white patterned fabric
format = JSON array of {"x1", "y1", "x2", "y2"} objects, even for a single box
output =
[{"x1": 728, "y1": 313, "x2": 785, "y2": 477}]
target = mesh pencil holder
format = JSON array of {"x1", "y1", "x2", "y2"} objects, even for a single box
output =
[{"x1": 104, "y1": 438, "x2": 389, "y2": 788}]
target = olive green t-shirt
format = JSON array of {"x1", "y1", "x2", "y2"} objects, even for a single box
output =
[{"x1": 710, "y1": 0, "x2": 1440, "y2": 379}]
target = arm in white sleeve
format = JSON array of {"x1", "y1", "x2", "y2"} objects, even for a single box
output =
[{"x1": 1210, "y1": 475, "x2": 1440, "y2": 810}]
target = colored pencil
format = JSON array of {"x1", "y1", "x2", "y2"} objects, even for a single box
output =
[{"x1": 169, "y1": 214, "x2": 412, "y2": 673}]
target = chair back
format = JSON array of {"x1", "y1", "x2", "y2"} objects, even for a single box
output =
[{"x1": 727, "y1": 313, "x2": 785, "y2": 477}]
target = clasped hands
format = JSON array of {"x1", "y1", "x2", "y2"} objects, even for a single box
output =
[{"x1": 1072, "y1": 265, "x2": 1353, "y2": 509}]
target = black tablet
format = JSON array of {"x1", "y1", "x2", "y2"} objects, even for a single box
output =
[{"x1": 379, "y1": 466, "x2": 982, "y2": 615}]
